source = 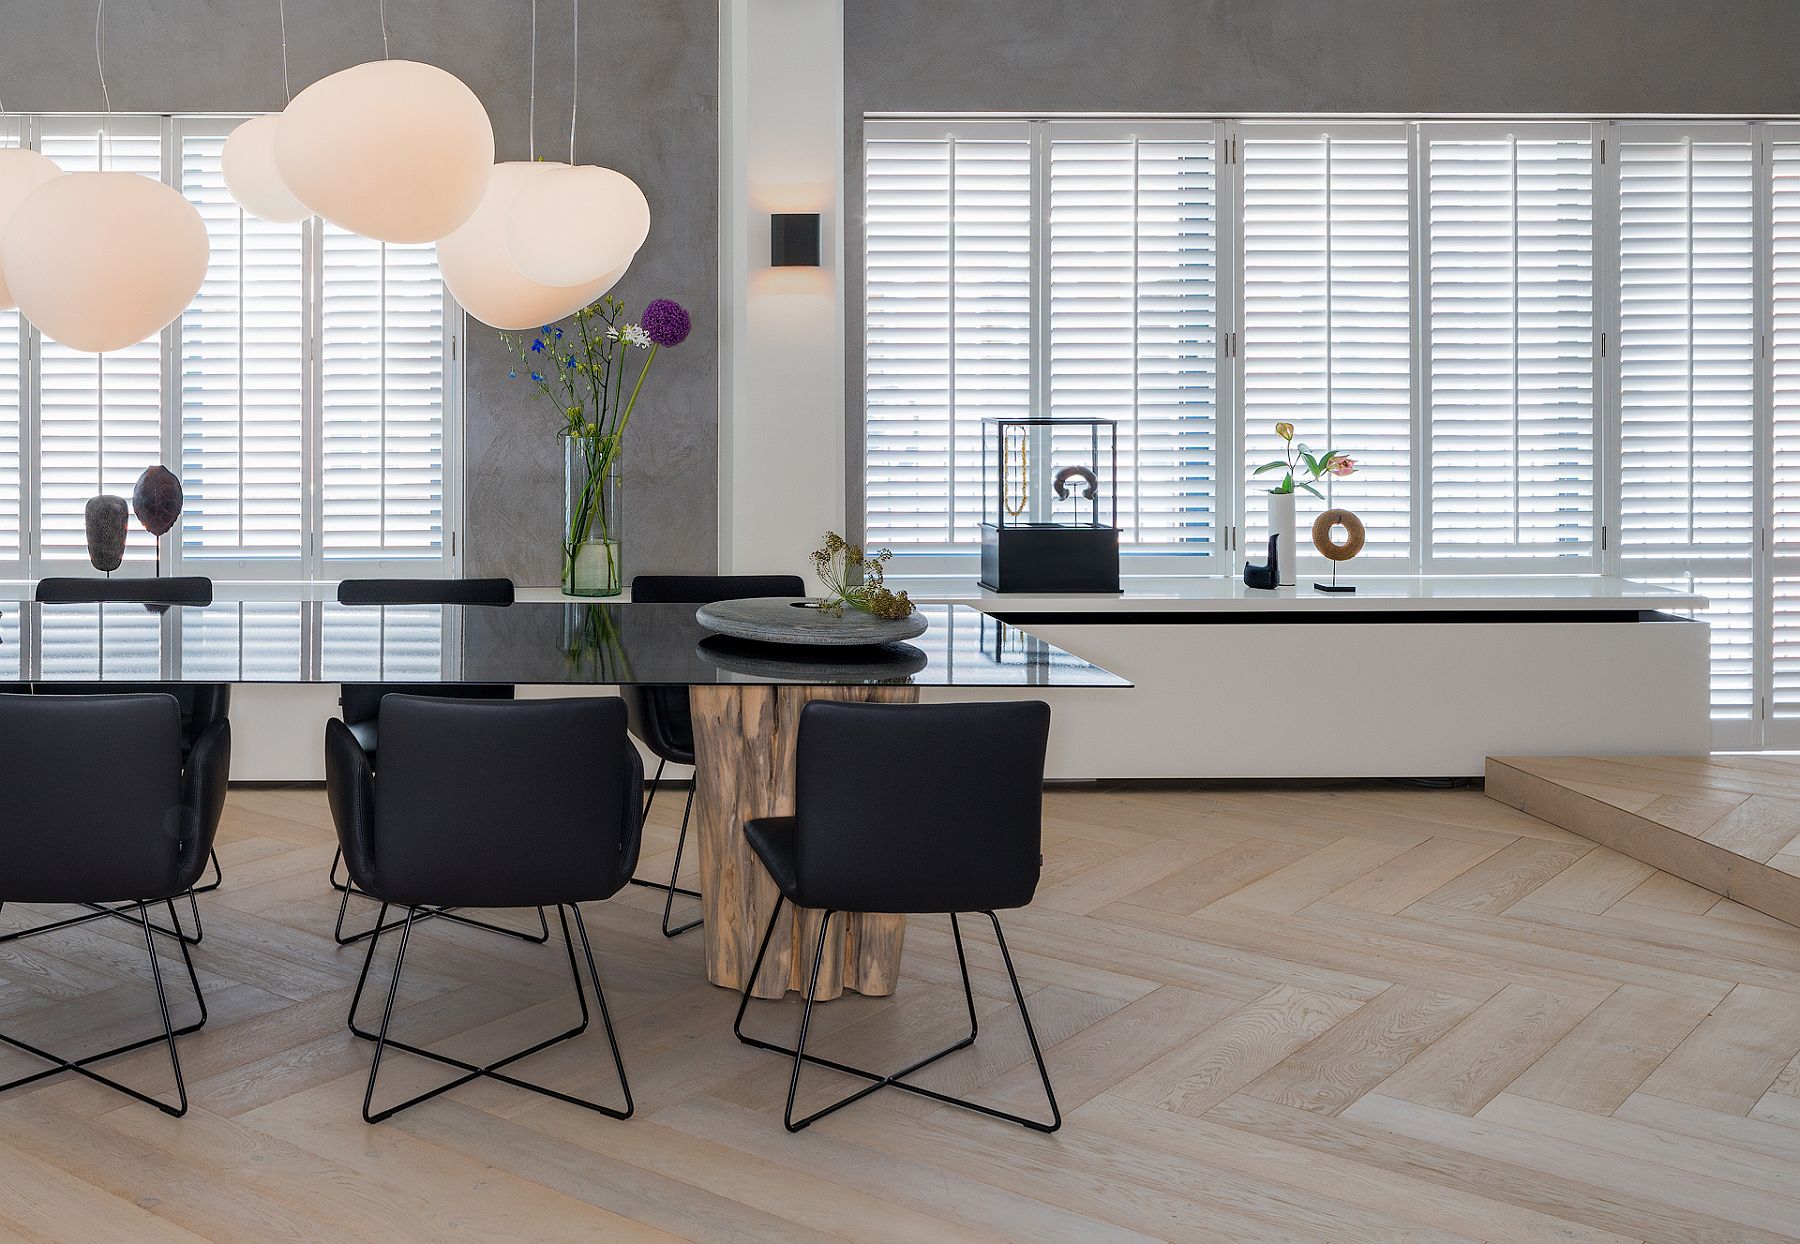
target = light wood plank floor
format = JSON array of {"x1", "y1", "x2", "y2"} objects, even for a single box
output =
[
  {"x1": 1489, "y1": 754, "x2": 1800, "y2": 926},
  {"x1": 3, "y1": 781, "x2": 1800, "y2": 1243}
]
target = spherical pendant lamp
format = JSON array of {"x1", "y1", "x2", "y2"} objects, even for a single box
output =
[
  {"x1": 275, "y1": 59, "x2": 495, "y2": 244},
  {"x1": 0, "y1": 148, "x2": 63, "y2": 311},
  {"x1": 221, "y1": 114, "x2": 309, "y2": 224},
  {"x1": 504, "y1": 164, "x2": 650, "y2": 288},
  {"x1": 439, "y1": 161, "x2": 626, "y2": 330},
  {"x1": 3, "y1": 171, "x2": 209, "y2": 353}
]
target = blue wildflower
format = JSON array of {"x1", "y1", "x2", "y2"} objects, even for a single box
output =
[
  {"x1": 566, "y1": 356, "x2": 577, "y2": 368},
  {"x1": 553, "y1": 327, "x2": 564, "y2": 339},
  {"x1": 531, "y1": 371, "x2": 544, "y2": 383},
  {"x1": 530, "y1": 338, "x2": 545, "y2": 353},
  {"x1": 508, "y1": 369, "x2": 517, "y2": 379}
]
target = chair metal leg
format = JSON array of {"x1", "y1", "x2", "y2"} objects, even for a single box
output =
[
  {"x1": 627, "y1": 760, "x2": 704, "y2": 937},
  {"x1": 0, "y1": 899, "x2": 207, "y2": 1115},
  {"x1": 333, "y1": 866, "x2": 549, "y2": 949},
  {"x1": 191, "y1": 848, "x2": 223, "y2": 895},
  {"x1": 0, "y1": 890, "x2": 203, "y2": 946},
  {"x1": 352, "y1": 903, "x2": 632, "y2": 1124},
  {"x1": 734, "y1": 906, "x2": 1059, "y2": 1133}
]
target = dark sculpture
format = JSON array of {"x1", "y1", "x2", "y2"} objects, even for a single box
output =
[
  {"x1": 85, "y1": 495, "x2": 129, "y2": 573},
  {"x1": 132, "y1": 465, "x2": 183, "y2": 537},
  {"x1": 1243, "y1": 533, "x2": 1281, "y2": 590},
  {"x1": 1053, "y1": 465, "x2": 1099, "y2": 502}
]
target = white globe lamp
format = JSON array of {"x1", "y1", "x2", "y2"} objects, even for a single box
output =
[
  {"x1": 275, "y1": 59, "x2": 495, "y2": 244},
  {"x1": 439, "y1": 161, "x2": 626, "y2": 330},
  {"x1": 221, "y1": 115, "x2": 309, "y2": 223},
  {"x1": 0, "y1": 148, "x2": 63, "y2": 310},
  {"x1": 504, "y1": 164, "x2": 649, "y2": 288},
  {"x1": 2, "y1": 171, "x2": 210, "y2": 353}
]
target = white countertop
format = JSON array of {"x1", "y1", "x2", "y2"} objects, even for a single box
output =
[
  {"x1": 0, "y1": 574, "x2": 1706, "y2": 613},
  {"x1": 881, "y1": 574, "x2": 1706, "y2": 613}
]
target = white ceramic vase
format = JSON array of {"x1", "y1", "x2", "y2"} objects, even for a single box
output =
[{"x1": 1268, "y1": 489, "x2": 1297, "y2": 587}]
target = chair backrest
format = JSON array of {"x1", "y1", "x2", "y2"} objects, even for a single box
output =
[
  {"x1": 336, "y1": 577, "x2": 515, "y2": 606},
  {"x1": 338, "y1": 680, "x2": 513, "y2": 726},
  {"x1": 36, "y1": 576, "x2": 213, "y2": 605},
  {"x1": 791, "y1": 700, "x2": 1051, "y2": 914},
  {"x1": 27, "y1": 682, "x2": 230, "y2": 756},
  {"x1": 369, "y1": 695, "x2": 643, "y2": 907},
  {"x1": 0, "y1": 694, "x2": 190, "y2": 902},
  {"x1": 630, "y1": 574, "x2": 805, "y2": 605},
  {"x1": 625, "y1": 574, "x2": 806, "y2": 763}
]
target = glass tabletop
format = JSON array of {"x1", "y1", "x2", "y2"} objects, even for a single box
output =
[{"x1": 0, "y1": 601, "x2": 1130, "y2": 688}]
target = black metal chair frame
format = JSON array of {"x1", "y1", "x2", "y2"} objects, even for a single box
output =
[
  {"x1": 0, "y1": 898, "x2": 208, "y2": 1116},
  {"x1": 733, "y1": 895, "x2": 1061, "y2": 1134},
  {"x1": 347, "y1": 901, "x2": 631, "y2": 1124},
  {"x1": 625, "y1": 757, "x2": 701, "y2": 938},
  {"x1": 327, "y1": 851, "x2": 551, "y2": 947},
  {"x1": 0, "y1": 889, "x2": 204, "y2": 947}
]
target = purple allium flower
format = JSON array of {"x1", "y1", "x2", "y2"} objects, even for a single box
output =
[{"x1": 641, "y1": 299, "x2": 691, "y2": 349}]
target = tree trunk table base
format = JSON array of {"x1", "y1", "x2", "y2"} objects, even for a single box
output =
[{"x1": 691, "y1": 683, "x2": 915, "y2": 1000}]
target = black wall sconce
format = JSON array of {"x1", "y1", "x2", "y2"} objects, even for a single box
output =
[{"x1": 770, "y1": 212, "x2": 821, "y2": 266}]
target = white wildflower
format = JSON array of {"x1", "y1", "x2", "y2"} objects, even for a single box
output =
[{"x1": 621, "y1": 323, "x2": 651, "y2": 350}]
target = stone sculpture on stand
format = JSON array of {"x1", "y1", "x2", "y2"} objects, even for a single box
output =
[
  {"x1": 132, "y1": 465, "x2": 183, "y2": 575},
  {"x1": 84, "y1": 494, "x2": 129, "y2": 573}
]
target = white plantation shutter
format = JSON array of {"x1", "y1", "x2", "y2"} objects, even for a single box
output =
[
  {"x1": 863, "y1": 124, "x2": 1031, "y2": 550},
  {"x1": 1615, "y1": 128, "x2": 1757, "y2": 719},
  {"x1": 1425, "y1": 128, "x2": 1597, "y2": 564},
  {"x1": 0, "y1": 126, "x2": 20, "y2": 573},
  {"x1": 1048, "y1": 127, "x2": 1218, "y2": 550},
  {"x1": 1768, "y1": 131, "x2": 1800, "y2": 717},
  {"x1": 35, "y1": 121, "x2": 166, "y2": 568},
  {"x1": 177, "y1": 126, "x2": 307, "y2": 566},
  {"x1": 319, "y1": 603, "x2": 446, "y2": 681},
  {"x1": 1240, "y1": 126, "x2": 1411, "y2": 560},
  {"x1": 37, "y1": 604, "x2": 165, "y2": 680},
  {"x1": 181, "y1": 602, "x2": 305, "y2": 680},
  {"x1": 320, "y1": 226, "x2": 451, "y2": 563}
]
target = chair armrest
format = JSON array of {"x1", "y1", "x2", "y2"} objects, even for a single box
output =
[
  {"x1": 617, "y1": 738, "x2": 645, "y2": 886},
  {"x1": 179, "y1": 717, "x2": 231, "y2": 889},
  {"x1": 326, "y1": 717, "x2": 378, "y2": 893}
]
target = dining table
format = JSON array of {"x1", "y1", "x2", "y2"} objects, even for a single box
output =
[{"x1": 1, "y1": 598, "x2": 1129, "y2": 999}]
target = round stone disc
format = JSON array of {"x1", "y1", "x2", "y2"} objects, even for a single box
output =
[{"x1": 694, "y1": 597, "x2": 929, "y2": 646}]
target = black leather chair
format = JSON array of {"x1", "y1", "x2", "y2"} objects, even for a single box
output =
[
  {"x1": 0, "y1": 694, "x2": 229, "y2": 1116},
  {"x1": 624, "y1": 573, "x2": 805, "y2": 936},
  {"x1": 36, "y1": 576, "x2": 214, "y2": 605},
  {"x1": 326, "y1": 695, "x2": 641, "y2": 1123},
  {"x1": 330, "y1": 577, "x2": 526, "y2": 946},
  {"x1": 27, "y1": 574, "x2": 228, "y2": 917},
  {"x1": 733, "y1": 700, "x2": 1061, "y2": 1133}
]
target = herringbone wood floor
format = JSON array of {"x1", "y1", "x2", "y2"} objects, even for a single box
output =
[{"x1": 3, "y1": 780, "x2": 1800, "y2": 1243}]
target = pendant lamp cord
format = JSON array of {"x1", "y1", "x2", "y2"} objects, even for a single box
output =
[
  {"x1": 379, "y1": 0, "x2": 390, "y2": 59},
  {"x1": 528, "y1": 0, "x2": 537, "y2": 161},
  {"x1": 95, "y1": 0, "x2": 112, "y2": 170},
  {"x1": 568, "y1": 0, "x2": 578, "y2": 164},
  {"x1": 278, "y1": 0, "x2": 291, "y2": 103}
]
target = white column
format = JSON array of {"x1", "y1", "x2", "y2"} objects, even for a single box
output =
[{"x1": 717, "y1": 0, "x2": 845, "y2": 578}]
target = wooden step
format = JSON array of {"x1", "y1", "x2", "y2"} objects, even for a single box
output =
[{"x1": 1486, "y1": 755, "x2": 1800, "y2": 927}]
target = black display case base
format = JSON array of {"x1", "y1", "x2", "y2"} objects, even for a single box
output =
[{"x1": 979, "y1": 523, "x2": 1120, "y2": 593}]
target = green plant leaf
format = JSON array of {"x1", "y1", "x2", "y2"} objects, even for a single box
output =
[
  {"x1": 1299, "y1": 481, "x2": 1324, "y2": 499},
  {"x1": 1252, "y1": 460, "x2": 1287, "y2": 475}
]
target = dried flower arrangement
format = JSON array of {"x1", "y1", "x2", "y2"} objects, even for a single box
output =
[{"x1": 809, "y1": 532, "x2": 916, "y2": 621}]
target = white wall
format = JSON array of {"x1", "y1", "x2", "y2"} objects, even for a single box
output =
[{"x1": 717, "y1": 0, "x2": 846, "y2": 577}]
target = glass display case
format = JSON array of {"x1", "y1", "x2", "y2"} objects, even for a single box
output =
[{"x1": 979, "y1": 417, "x2": 1121, "y2": 592}]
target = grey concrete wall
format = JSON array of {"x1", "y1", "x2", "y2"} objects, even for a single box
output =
[
  {"x1": 843, "y1": 0, "x2": 1800, "y2": 529},
  {"x1": 0, "y1": 0, "x2": 717, "y2": 584}
]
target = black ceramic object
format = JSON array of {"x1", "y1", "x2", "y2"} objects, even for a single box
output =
[
  {"x1": 132, "y1": 466, "x2": 183, "y2": 537},
  {"x1": 1244, "y1": 534, "x2": 1281, "y2": 590},
  {"x1": 84, "y1": 495, "x2": 129, "y2": 572}
]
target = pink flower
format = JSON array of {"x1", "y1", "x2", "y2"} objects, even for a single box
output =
[{"x1": 1328, "y1": 455, "x2": 1357, "y2": 477}]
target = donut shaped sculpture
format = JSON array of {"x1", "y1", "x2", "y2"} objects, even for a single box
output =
[{"x1": 1312, "y1": 508, "x2": 1365, "y2": 561}]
